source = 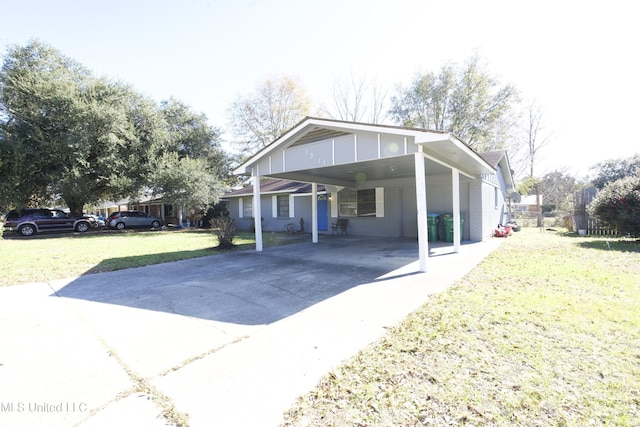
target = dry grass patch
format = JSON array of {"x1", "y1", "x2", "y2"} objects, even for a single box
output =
[
  {"x1": 283, "y1": 229, "x2": 640, "y2": 426},
  {"x1": 0, "y1": 229, "x2": 302, "y2": 287}
]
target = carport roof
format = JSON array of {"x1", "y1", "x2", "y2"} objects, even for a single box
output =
[
  {"x1": 233, "y1": 117, "x2": 496, "y2": 184},
  {"x1": 224, "y1": 179, "x2": 326, "y2": 197}
]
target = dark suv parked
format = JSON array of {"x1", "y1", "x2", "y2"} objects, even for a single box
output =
[
  {"x1": 106, "y1": 211, "x2": 163, "y2": 230},
  {"x1": 3, "y1": 208, "x2": 96, "y2": 237}
]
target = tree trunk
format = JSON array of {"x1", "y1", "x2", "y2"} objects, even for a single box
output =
[
  {"x1": 65, "y1": 196, "x2": 84, "y2": 217},
  {"x1": 535, "y1": 184, "x2": 542, "y2": 227}
]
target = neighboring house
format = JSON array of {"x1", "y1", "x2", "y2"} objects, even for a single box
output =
[
  {"x1": 224, "y1": 179, "x2": 327, "y2": 232},
  {"x1": 91, "y1": 197, "x2": 181, "y2": 226},
  {"x1": 232, "y1": 117, "x2": 515, "y2": 271},
  {"x1": 88, "y1": 199, "x2": 129, "y2": 219},
  {"x1": 514, "y1": 194, "x2": 543, "y2": 213}
]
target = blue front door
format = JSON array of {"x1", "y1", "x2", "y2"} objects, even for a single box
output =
[{"x1": 317, "y1": 195, "x2": 328, "y2": 231}]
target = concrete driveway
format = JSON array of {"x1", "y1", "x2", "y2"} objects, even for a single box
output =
[{"x1": 0, "y1": 236, "x2": 503, "y2": 427}]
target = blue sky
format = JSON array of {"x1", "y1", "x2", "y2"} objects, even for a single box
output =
[{"x1": 2, "y1": 0, "x2": 638, "y2": 178}]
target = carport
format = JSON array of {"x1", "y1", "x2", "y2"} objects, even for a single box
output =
[
  {"x1": 233, "y1": 117, "x2": 496, "y2": 272},
  {"x1": 2, "y1": 232, "x2": 503, "y2": 426}
]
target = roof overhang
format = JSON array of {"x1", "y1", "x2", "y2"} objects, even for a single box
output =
[{"x1": 234, "y1": 117, "x2": 495, "y2": 186}]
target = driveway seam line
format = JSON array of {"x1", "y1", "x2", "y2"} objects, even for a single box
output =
[
  {"x1": 47, "y1": 281, "x2": 190, "y2": 427},
  {"x1": 155, "y1": 334, "x2": 251, "y2": 378}
]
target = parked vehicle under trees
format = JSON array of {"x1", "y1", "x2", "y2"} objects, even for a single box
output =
[{"x1": 0, "y1": 40, "x2": 230, "y2": 216}]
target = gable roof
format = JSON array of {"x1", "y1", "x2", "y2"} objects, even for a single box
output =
[
  {"x1": 234, "y1": 116, "x2": 455, "y2": 173},
  {"x1": 233, "y1": 117, "x2": 496, "y2": 186},
  {"x1": 479, "y1": 151, "x2": 506, "y2": 168},
  {"x1": 479, "y1": 150, "x2": 515, "y2": 192},
  {"x1": 224, "y1": 178, "x2": 326, "y2": 197}
]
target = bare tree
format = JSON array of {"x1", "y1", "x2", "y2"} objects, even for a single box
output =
[
  {"x1": 525, "y1": 99, "x2": 553, "y2": 178},
  {"x1": 369, "y1": 76, "x2": 389, "y2": 124},
  {"x1": 226, "y1": 75, "x2": 310, "y2": 155},
  {"x1": 321, "y1": 72, "x2": 389, "y2": 124},
  {"x1": 523, "y1": 99, "x2": 553, "y2": 226}
]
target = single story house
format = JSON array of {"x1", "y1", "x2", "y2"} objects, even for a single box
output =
[
  {"x1": 230, "y1": 117, "x2": 515, "y2": 272},
  {"x1": 224, "y1": 179, "x2": 327, "y2": 233},
  {"x1": 514, "y1": 194, "x2": 543, "y2": 213},
  {"x1": 90, "y1": 198, "x2": 179, "y2": 225}
]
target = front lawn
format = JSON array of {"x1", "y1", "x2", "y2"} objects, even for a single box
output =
[
  {"x1": 0, "y1": 229, "x2": 299, "y2": 287},
  {"x1": 282, "y1": 229, "x2": 640, "y2": 426}
]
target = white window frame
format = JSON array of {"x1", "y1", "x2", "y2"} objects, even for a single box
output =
[
  {"x1": 336, "y1": 187, "x2": 384, "y2": 218},
  {"x1": 240, "y1": 197, "x2": 252, "y2": 218},
  {"x1": 272, "y1": 194, "x2": 292, "y2": 218}
]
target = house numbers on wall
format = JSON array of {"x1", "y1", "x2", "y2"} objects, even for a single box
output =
[{"x1": 305, "y1": 148, "x2": 327, "y2": 166}]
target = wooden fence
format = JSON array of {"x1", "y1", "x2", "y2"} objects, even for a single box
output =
[{"x1": 573, "y1": 188, "x2": 620, "y2": 236}]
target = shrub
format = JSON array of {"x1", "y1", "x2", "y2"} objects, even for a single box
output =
[
  {"x1": 211, "y1": 216, "x2": 237, "y2": 250},
  {"x1": 588, "y1": 176, "x2": 640, "y2": 236}
]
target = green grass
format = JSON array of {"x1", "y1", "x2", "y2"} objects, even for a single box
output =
[
  {"x1": 0, "y1": 228, "x2": 301, "y2": 287},
  {"x1": 282, "y1": 228, "x2": 640, "y2": 426}
]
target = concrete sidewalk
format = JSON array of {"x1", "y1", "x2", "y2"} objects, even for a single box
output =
[{"x1": 0, "y1": 236, "x2": 503, "y2": 427}]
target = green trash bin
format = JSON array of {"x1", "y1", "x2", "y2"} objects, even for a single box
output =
[
  {"x1": 442, "y1": 213, "x2": 464, "y2": 242},
  {"x1": 427, "y1": 213, "x2": 440, "y2": 242}
]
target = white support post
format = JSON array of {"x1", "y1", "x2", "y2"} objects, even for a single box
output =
[
  {"x1": 414, "y1": 152, "x2": 429, "y2": 272},
  {"x1": 452, "y1": 168, "x2": 460, "y2": 253},
  {"x1": 312, "y1": 182, "x2": 318, "y2": 243},
  {"x1": 252, "y1": 172, "x2": 263, "y2": 252}
]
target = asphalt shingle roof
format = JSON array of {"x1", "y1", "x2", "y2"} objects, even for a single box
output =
[{"x1": 224, "y1": 179, "x2": 326, "y2": 197}]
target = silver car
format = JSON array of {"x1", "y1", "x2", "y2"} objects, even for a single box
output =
[{"x1": 106, "y1": 211, "x2": 163, "y2": 230}]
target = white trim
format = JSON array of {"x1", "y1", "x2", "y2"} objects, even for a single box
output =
[
  {"x1": 312, "y1": 183, "x2": 318, "y2": 243},
  {"x1": 452, "y1": 168, "x2": 461, "y2": 253},
  {"x1": 227, "y1": 188, "x2": 321, "y2": 198},
  {"x1": 416, "y1": 134, "x2": 494, "y2": 175},
  {"x1": 354, "y1": 134, "x2": 358, "y2": 161},
  {"x1": 415, "y1": 152, "x2": 428, "y2": 272},
  {"x1": 233, "y1": 117, "x2": 495, "y2": 176},
  {"x1": 375, "y1": 187, "x2": 385, "y2": 217},
  {"x1": 331, "y1": 139, "x2": 335, "y2": 164},
  {"x1": 252, "y1": 172, "x2": 262, "y2": 252},
  {"x1": 421, "y1": 150, "x2": 476, "y2": 180},
  {"x1": 330, "y1": 192, "x2": 338, "y2": 217},
  {"x1": 271, "y1": 194, "x2": 294, "y2": 218},
  {"x1": 239, "y1": 198, "x2": 244, "y2": 218},
  {"x1": 272, "y1": 195, "x2": 277, "y2": 218}
]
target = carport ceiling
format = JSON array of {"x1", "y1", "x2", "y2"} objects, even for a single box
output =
[{"x1": 266, "y1": 154, "x2": 457, "y2": 187}]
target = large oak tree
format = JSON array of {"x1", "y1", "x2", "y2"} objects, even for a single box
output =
[
  {"x1": 148, "y1": 98, "x2": 229, "y2": 217},
  {"x1": 389, "y1": 54, "x2": 519, "y2": 152},
  {"x1": 0, "y1": 40, "x2": 228, "y2": 215}
]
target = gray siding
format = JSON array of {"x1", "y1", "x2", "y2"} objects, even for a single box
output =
[
  {"x1": 226, "y1": 171, "x2": 508, "y2": 243},
  {"x1": 326, "y1": 175, "x2": 470, "y2": 240}
]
